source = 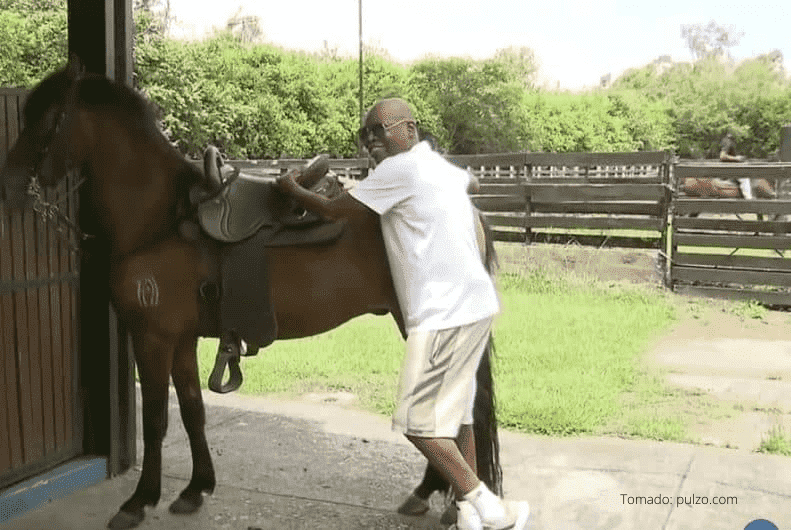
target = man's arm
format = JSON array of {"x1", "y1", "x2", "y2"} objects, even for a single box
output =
[
  {"x1": 467, "y1": 174, "x2": 480, "y2": 194},
  {"x1": 720, "y1": 150, "x2": 746, "y2": 162},
  {"x1": 277, "y1": 170, "x2": 373, "y2": 221}
]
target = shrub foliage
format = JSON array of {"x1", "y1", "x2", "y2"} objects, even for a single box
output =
[{"x1": 2, "y1": 2, "x2": 790, "y2": 158}]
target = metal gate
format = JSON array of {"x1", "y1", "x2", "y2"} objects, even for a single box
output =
[{"x1": 1, "y1": 88, "x2": 83, "y2": 490}]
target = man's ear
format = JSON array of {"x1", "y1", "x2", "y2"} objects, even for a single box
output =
[{"x1": 408, "y1": 121, "x2": 419, "y2": 140}]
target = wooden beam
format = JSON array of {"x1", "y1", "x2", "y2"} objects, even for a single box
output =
[
  {"x1": 525, "y1": 151, "x2": 669, "y2": 167},
  {"x1": 675, "y1": 199, "x2": 791, "y2": 216},
  {"x1": 675, "y1": 163, "x2": 791, "y2": 180},
  {"x1": 69, "y1": 0, "x2": 135, "y2": 477},
  {"x1": 673, "y1": 284, "x2": 791, "y2": 307}
]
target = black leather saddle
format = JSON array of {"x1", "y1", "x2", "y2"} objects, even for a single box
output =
[{"x1": 195, "y1": 146, "x2": 345, "y2": 245}]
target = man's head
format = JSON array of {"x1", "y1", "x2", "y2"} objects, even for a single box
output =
[{"x1": 358, "y1": 98, "x2": 419, "y2": 164}]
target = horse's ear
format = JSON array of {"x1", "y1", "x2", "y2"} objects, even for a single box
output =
[{"x1": 66, "y1": 53, "x2": 86, "y2": 79}]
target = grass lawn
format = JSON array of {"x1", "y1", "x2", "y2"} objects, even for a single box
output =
[{"x1": 195, "y1": 262, "x2": 697, "y2": 441}]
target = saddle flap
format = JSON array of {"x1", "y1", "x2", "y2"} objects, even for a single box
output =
[
  {"x1": 197, "y1": 172, "x2": 283, "y2": 242},
  {"x1": 219, "y1": 228, "x2": 278, "y2": 348}
]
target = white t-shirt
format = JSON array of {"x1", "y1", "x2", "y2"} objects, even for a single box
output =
[{"x1": 349, "y1": 141, "x2": 500, "y2": 332}]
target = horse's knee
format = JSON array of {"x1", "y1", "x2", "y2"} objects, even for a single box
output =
[{"x1": 140, "y1": 398, "x2": 169, "y2": 445}]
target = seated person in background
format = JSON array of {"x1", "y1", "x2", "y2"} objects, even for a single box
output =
[
  {"x1": 719, "y1": 132, "x2": 746, "y2": 162},
  {"x1": 719, "y1": 132, "x2": 751, "y2": 199}
]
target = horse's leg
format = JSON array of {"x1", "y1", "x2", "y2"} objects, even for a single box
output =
[
  {"x1": 109, "y1": 330, "x2": 174, "y2": 530},
  {"x1": 168, "y1": 332, "x2": 216, "y2": 514}
]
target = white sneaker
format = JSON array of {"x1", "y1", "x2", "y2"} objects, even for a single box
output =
[
  {"x1": 449, "y1": 500, "x2": 483, "y2": 530},
  {"x1": 481, "y1": 500, "x2": 530, "y2": 530}
]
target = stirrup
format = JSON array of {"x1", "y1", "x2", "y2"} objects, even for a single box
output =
[{"x1": 208, "y1": 331, "x2": 243, "y2": 393}]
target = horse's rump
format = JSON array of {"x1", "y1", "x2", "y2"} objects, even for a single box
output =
[{"x1": 680, "y1": 177, "x2": 740, "y2": 198}]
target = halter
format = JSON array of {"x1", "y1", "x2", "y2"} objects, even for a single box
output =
[{"x1": 23, "y1": 63, "x2": 92, "y2": 250}]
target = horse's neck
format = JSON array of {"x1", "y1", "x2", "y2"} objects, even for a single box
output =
[{"x1": 88, "y1": 128, "x2": 193, "y2": 257}]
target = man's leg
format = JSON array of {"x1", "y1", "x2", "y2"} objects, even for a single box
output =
[
  {"x1": 457, "y1": 424, "x2": 477, "y2": 479},
  {"x1": 405, "y1": 435, "x2": 480, "y2": 499},
  {"x1": 739, "y1": 178, "x2": 753, "y2": 200}
]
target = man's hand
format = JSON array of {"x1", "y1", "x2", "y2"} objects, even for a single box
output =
[{"x1": 277, "y1": 169, "x2": 302, "y2": 195}]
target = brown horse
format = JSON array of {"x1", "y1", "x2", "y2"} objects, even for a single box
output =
[
  {"x1": 0, "y1": 57, "x2": 500, "y2": 529},
  {"x1": 679, "y1": 177, "x2": 776, "y2": 199}
]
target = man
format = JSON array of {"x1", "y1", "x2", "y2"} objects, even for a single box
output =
[
  {"x1": 719, "y1": 132, "x2": 752, "y2": 199},
  {"x1": 719, "y1": 132, "x2": 746, "y2": 163},
  {"x1": 277, "y1": 98, "x2": 529, "y2": 530}
]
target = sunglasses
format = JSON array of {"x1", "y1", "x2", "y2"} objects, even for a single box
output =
[{"x1": 357, "y1": 118, "x2": 415, "y2": 145}]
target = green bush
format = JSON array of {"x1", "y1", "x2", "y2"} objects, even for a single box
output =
[
  {"x1": 520, "y1": 90, "x2": 674, "y2": 152},
  {"x1": 3, "y1": 10, "x2": 789, "y2": 159},
  {"x1": 0, "y1": 4, "x2": 67, "y2": 87},
  {"x1": 614, "y1": 57, "x2": 791, "y2": 158},
  {"x1": 408, "y1": 56, "x2": 529, "y2": 154}
]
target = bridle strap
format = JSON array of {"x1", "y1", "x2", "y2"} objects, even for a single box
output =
[{"x1": 27, "y1": 60, "x2": 93, "y2": 252}]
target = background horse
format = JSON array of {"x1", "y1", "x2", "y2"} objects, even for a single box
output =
[
  {"x1": 679, "y1": 177, "x2": 776, "y2": 199},
  {"x1": 0, "y1": 58, "x2": 500, "y2": 529},
  {"x1": 679, "y1": 175, "x2": 778, "y2": 220}
]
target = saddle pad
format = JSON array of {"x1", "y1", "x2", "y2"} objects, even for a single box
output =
[{"x1": 264, "y1": 220, "x2": 346, "y2": 247}]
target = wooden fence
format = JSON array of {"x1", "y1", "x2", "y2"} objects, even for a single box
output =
[
  {"x1": 0, "y1": 88, "x2": 26, "y2": 170},
  {"x1": 1, "y1": 87, "x2": 84, "y2": 490},
  {"x1": 224, "y1": 157, "x2": 370, "y2": 181},
  {"x1": 671, "y1": 161, "x2": 791, "y2": 305},
  {"x1": 451, "y1": 152, "x2": 672, "y2": 250},
  {"x1": 6, "y1": 77, "x2": 791, "y2": 318}
]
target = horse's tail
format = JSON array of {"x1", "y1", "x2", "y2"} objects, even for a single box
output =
[
  {"x1": 476, "y1": 208, "x2": 499, "y2": 275},
  {"x1": 473, "y1": 208, "x2": 501, "y2": 494},
  {"x1": 474, "y1": 332, "x2": 502, "y2": 495}
]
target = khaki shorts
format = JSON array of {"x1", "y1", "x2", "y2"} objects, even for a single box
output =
[{"x1": 393, "y1": 317, "x2": 493, "y2": 438}]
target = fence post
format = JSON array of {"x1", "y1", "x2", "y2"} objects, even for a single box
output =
[
  {"x1": 780, "y1": 124, "x2": 791, "y2": 162},
  {"x1": 523, "y1": 154, "x2": 532, "y2": 245},
  {"x1": 666, "y1": 155, "x2": 680, "y2": 291},
  {"x1": 658, "y1": 153, "x2": 673, "y2": 288}
]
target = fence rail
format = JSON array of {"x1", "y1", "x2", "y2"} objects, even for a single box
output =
[
  {"x1": 670, "y1": 161, "x2": 791, "y2": 305},
  {"x1": 460, "y1": 151, "x2": 672, "y2": 256}
]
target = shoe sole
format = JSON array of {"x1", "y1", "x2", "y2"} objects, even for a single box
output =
[{"x1": 484, "y1": 501, "x2": 530, "y2": 530}]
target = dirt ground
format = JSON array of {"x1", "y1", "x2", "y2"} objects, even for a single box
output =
[
  {"x1": 496, "y1": 243, "x2": 791, "y2": 453},
  {"x1": 647, "y1": 303, "x2": 791, "y2": 452}
]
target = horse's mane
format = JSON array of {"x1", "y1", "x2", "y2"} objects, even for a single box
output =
[
  {"x1": 24, "y1": 66, "x2": 203, "y2": 196},
  {"x1": 24, "y1": 67, "x2": 180, "y2": 158}
]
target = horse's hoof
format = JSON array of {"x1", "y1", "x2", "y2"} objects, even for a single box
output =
[
  {"x1": 396, "y1": 493, "x2": 430, "y2": 516},
  {"x1": 107, "y1": 508, "x2": 144, "y2": 529},
  {"x1": 169, "y1": 493, "x2": 203, "y2": 514}
]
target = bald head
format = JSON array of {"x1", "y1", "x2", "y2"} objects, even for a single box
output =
[
  {"x1": 361, "y1": 98, "x2": 419, "y2": 164},
  {"x1": 372, "y1": 98, "x2": 415, "y2": 125}
]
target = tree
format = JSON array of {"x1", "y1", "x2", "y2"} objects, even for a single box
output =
[
  {"x1": 133, "y1": 0, "x2": 173, "y2": 38},
  {"x1": 408, "y1": 57, "x2": 528, "y2": 154},
  {"x1": 490, "y1": 46, "x2": 538, "y2": 89},
  {"x1": 681, "y1": 20, "x2": 743, "y2": 61},
  {"x1": 0, "y1": 0, "x2": 64, "y2": 9},
  {"x1": 225, "y1": 8, "x2": 264, "y2": 44}
]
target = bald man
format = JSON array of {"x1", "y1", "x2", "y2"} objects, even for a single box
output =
[{"x1": 278, "y1": 98, "x2": 529, "y2": 530}]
